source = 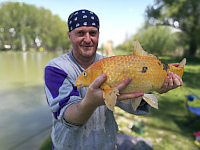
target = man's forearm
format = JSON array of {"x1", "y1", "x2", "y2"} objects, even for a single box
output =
[{"x1": 64, "y1": 99, "x2": 98, "y2": 125}]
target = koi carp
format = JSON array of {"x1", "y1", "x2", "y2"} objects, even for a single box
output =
[{"x1": 75, "y1": 41, "x2": 186, "y2": 111}]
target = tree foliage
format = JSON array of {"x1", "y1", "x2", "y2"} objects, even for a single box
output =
[
  {"x1": 134, "y1": 26, "x2": 177, "y2": 55},
  {"x1": 145, "y1": 0, "x2": 200, "y2": 56},
  {"x1": 116, "y1": 26, "x2": 178, "y2": 55},
  {"x1": 0, "y1": 2, "x2": 70, "y2": 51}
]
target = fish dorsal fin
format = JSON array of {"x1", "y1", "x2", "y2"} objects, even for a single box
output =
[
  {"x1": 178, "y1": 58, "x2": 186, "y2": 67},
  {"x1": 132, "y1": 41, "x2": 157, "y2": 58}
]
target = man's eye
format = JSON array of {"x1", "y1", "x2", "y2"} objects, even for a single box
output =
[
  {"x1": 77, "y1": 31, "x2": 84, "y2": 36},
  {"x1": 90, "y1": 31, "x2": 97, "y2": 36}
]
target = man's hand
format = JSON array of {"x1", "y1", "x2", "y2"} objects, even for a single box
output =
[
  {"x1": 64, "y1": 73, "x2": 107, "y2": 125},
  {"x1": 65, "y1": 74, "x2": 144, "y2": 124},
  {"x1": 82, "y1": 73, "x2": 107, "y2": 109},
  {"x1": 83, "y1": 74, "x2": 143, "y2": 109},
  {"x1": 156, "y1": 63, "x2": 183, "y2": 94},
  {"x1": 116, "y1": 77, "x2": 144, "y2": 101}
]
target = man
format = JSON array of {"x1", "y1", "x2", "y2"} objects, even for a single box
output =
[{"x1": 44, "y1": 9, "x2": 183, "y2": 150}]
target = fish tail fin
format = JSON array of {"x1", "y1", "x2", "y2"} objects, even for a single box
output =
[
  {"x1": 103, "y1": 87, "x2": 119, "y2": 111},
  {"x1": 178, "y1": 58, "x2": 186, "y2": 67},
  {"x1": 169, "y1": 58, "x2": 186, "y2": 79},
  {"x1": 142, "y1": 94, "x2": 158, "y2": 109}
]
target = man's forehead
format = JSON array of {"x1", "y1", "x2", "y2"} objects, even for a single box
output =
[{"x1": 73, "y1": 26, "x2": 99, "y2": 32}]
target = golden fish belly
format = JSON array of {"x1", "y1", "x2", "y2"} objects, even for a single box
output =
[{"x1": 101, "y1": 55, "x2": 167, "y2": 93}]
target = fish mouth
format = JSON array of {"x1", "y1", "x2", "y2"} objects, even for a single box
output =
[{"x1": 75, "y1": 80, "x2": 84, "y2": 89}]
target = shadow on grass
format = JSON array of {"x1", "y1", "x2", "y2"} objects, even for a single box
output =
[
  {"x1": 145, "y1": 93, "x2": 200, "y2": 141},
  {"x1": 183, "y1": 71, "x2": 200, "y2": 89}
]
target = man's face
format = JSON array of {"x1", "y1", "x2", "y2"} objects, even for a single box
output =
[{"x1": 68, "y1": 26, "x2": 99, "y2": 60}]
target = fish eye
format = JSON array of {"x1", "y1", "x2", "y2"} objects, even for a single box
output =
[{"x1": 83, "y1": 72, "x2": 87, "y2": 76}]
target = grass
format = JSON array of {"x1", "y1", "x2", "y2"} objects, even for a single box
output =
[
  {"x1": 115, "y1": 56, "x2": 200, "y2": 150},
  {"x1": 39, "y1": 135, "x2": 52, "y2": 150},
  {"x1": 40, "y1": 56, "x2": 200, "y2": 150}
]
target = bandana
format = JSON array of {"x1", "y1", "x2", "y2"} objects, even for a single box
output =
[{"x1": 68, "y1": 9, "x2": 100, "y2": 32}]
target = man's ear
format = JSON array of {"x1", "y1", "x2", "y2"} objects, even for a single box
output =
[{"x1": 67, "y1": 31, "x2": 71, "y2": 41}]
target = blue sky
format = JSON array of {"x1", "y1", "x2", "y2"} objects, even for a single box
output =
[{"x1": 0, "y1": 0, "x2": 155, "y2": 47}]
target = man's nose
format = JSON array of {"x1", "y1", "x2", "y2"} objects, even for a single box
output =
[{"x1": 84, "y1": 33, "x2": 91, "y2": 43}]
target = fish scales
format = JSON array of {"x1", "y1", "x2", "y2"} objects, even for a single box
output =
[
  {"x1": 100, "y1": 55, "x2": 167, "y2": 93},
  {"x1": 75, "y1": 41, "x2": 186, "y2": 111}
]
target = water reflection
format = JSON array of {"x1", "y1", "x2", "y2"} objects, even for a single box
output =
[
  {"x1": 0, "y1": 51, "x2": 64, "y2": 150},
  {"x1": 0, "y1": 51, "x2": 63, "y2": 91}
]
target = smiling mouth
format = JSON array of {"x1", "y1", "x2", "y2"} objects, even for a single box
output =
[{"x1": 82, "y1": 44, "x2": 93, "y2": 47}]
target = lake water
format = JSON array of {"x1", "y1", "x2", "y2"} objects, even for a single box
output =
[{"x1": 0, "y1": 51, "x2": 65, "y2": 150}]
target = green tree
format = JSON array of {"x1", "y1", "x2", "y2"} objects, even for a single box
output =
[
  {"x1": 116, "y1": 26, "x2": 177, "y2": 55},
  {"x1": 0, "y1": 2, "x2": 70, "y2": 51},
  {"x1": 115, "y1": 40, "x2": 135, "y2": 54},
  {"x1": 146, "y1": 0, "x2": 200, "y2": 56},
  {"x1": 134, "y1": 26, "x2": 177, "y2": 55}
]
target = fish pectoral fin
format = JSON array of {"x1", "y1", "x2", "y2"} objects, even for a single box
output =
[
  {"x1": 103, "y1": 87, "x2": 119, "y2": 111},
  {"x1": 121, "y1": 99, "x2": 129, "y2": 103},
  {"x1": 142, "y1": 93, "x2": 158, "y2": 109},
  {"x1": 131, "y1": 97, "x2": 142, "y2": 110}
]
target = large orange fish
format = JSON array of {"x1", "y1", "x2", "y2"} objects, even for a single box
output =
[{"x1": 75, "y1": 41, "x2": 186, "y2": 111}]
